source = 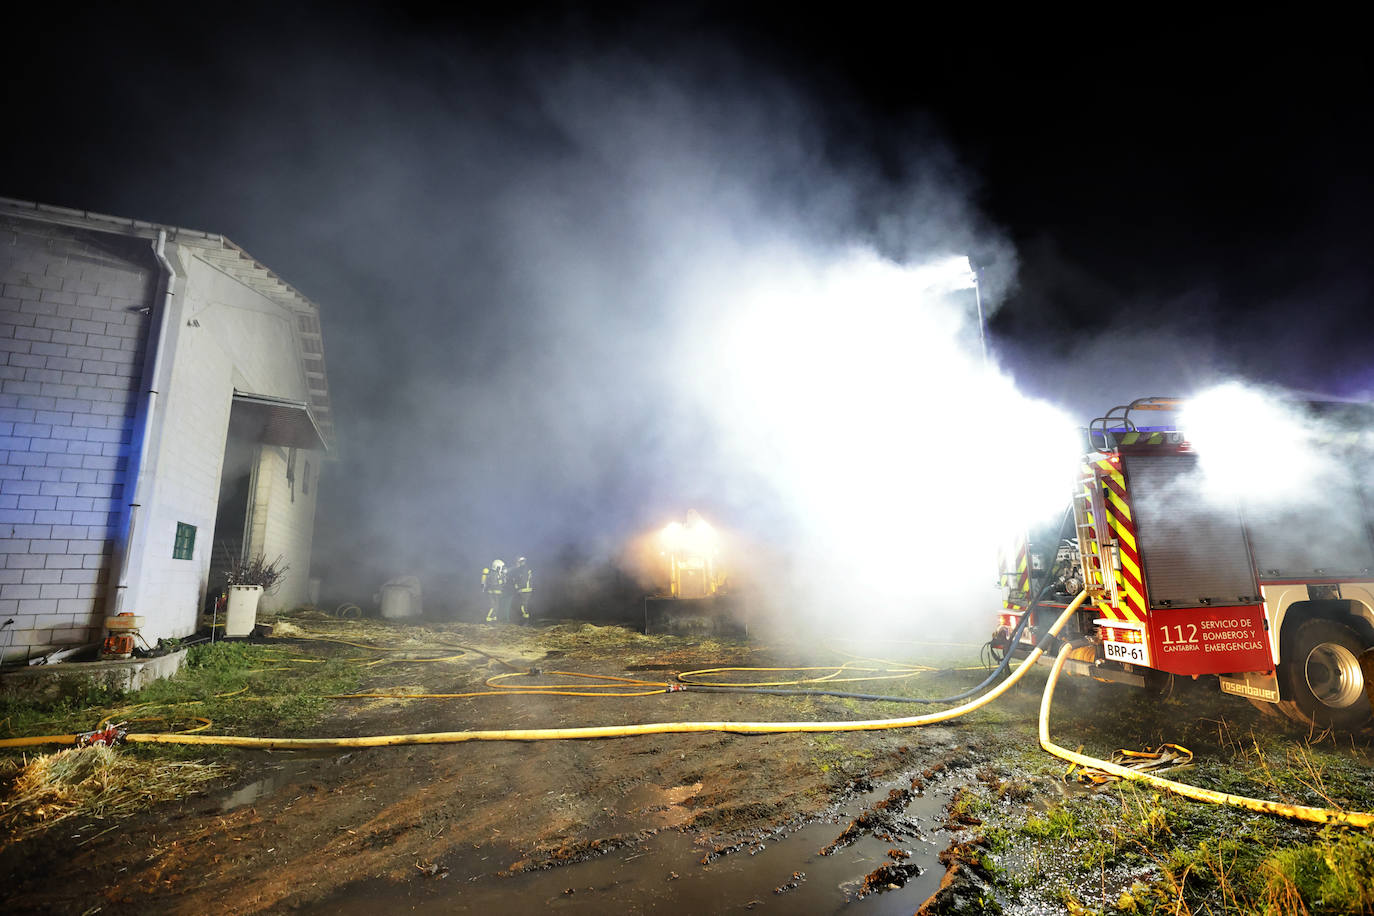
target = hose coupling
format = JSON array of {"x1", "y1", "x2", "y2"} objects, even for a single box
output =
[
  {"x1": 667, "y1": 683, "x2": 687, "y2": 692},
  {"x1": 77, "y1": 723, "x2": 127, "y2": 747}
]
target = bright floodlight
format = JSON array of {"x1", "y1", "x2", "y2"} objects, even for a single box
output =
[
  {"x1": 661, "y1": 513, "x2": 718, "y2": 557},
  {"x1": 696, "y1": 248, "x2": 1081, "y2": 608},
  {"x1": 660, "y1": 521, "x2": 684, "y2": 550},
  {"x1": 916, "y1": 254, "x2": 977, "y2": 293}
]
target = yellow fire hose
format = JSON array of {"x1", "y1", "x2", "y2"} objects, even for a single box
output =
[
  {"x1": 1038, "y1": 639, "x2": 1374, "y2": 828},
  {"x1": 9, "y1": 592, "x2": 1086, "y2": 752},
  {"x1": 677, "y1": 664, "x2": 934, "y2": 688},
  {"x1": 0, "y1": 733, "x2": 82, "y2": 748},
  {"x1": 4, "y1": 589, "x2": 1373, "y2": 829}
]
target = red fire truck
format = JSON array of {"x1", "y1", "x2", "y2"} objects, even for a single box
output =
[{"x1": 995, "y1": 396, "x2": 1374, "y2": 731}]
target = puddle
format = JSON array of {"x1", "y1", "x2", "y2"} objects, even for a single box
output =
[
  {"x1": 308, "y1": 773, "x2": 964, "y2": 914},
  {"x1": 215, "y1": 753, "x2": 352, "y2": 811},
  {"x1": 219, "y1": 767, "x2": 305, "y2": 812}
]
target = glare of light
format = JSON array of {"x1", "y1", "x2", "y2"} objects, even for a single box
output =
[
  {"x1": 692, "y1": 247, "x2": 1081, "y2": 615},
  {"x1": 660, "y1": 521, "x2": 684, "y2": 551},
  {"x1": 661, "y1": 513, "x2": 719, "y2": 557},
  {"x1": 1179, "y1": 382, "x2": 1323, "y2": 504},
  {"x1": 915, "y1": 253, "x2": 977, "y2": 293}
]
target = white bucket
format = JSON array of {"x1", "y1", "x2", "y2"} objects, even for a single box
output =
[
  {"x1": 380, "y1": 583, "x2": 417, "y2": 619},
  {"x1": 225, "y1": 585, "x2": 263, "y2": 637}
]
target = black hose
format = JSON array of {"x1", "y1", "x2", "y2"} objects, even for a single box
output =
[{"x1": 685, "y1": 582, "x2": 1060, "y2": 705}]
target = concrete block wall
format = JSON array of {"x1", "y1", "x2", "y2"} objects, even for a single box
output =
[
  {"x1": 131, "y1": 249, "x2": 322, "y2": 629},
  {"x1": 0, "y1": 217, "x2": 152, "y2": 660},
  {"x1": 124, "y1": 244, "x2": 232, "y2": 641},
  {"x1": 2, "y1": 211, "x2": 330, "y2": 655},
  {"x1": 246, "y1": 445, "x2": 321, "y2": 612},
  {"x1": 186, "y1": 252, "x2": 321, "y2": 615}
]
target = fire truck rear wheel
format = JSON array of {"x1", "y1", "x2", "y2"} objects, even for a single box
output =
[{"x1": 1277, "y1": 618, "x2": 1372, "y2": 732}]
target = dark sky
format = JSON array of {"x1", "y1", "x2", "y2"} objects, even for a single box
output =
[
  {"x1": 10, "y1": 8, "x2": 1369, "y2": 384},
  {"x1": 4, "y1": 6, "x2": 1372, "y2": 612}
]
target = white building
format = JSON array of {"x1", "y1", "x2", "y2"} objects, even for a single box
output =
[{"x1": 0, "y1": 199, "x2": 334, "y2": 661}]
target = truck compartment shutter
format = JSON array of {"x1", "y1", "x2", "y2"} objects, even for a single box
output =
[
  {"x1": 1122, "y1": 453, "x2": 1258, "y2": 608},
  {"x1": 1242, "y1": 464, "x2": 1374, "y2": 579}
]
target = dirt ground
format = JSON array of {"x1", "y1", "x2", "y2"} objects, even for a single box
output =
[{"x1": 3, "y1": 617, "x2": 1373, "y2": 915}]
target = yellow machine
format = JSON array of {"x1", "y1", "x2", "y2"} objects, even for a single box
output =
[
  {"x1": 645, "y1": 510, "x2": 744, "y2": 635},
  {"x1": 660, "y1": 509, "x2": 724, "y2": 599}
]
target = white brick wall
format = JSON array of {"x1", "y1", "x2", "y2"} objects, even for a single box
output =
[
  {"x1": 3, "y1": 214, "x2": 329, "y2": 659},
  {"x1": 1, "y1": 217, "x2": 151, "y2": 660},
  {"x1": 129, "y1": 248, "x2": 323, "y2": 635},
  {"x1": 246, "y1": 445, "x2": 321, "y2": 612}
]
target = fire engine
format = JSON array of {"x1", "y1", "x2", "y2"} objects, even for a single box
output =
[{"x1": 995, "y1": 396, "x2": 1374, "y2": 731}]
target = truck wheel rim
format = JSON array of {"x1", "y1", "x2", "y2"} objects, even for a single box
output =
[{"x1": 1304, "y1": 642, "x2": 1364, "y2": 709}]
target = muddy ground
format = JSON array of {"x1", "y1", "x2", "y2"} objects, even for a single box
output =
[{"x1": 3, "y1": 617, "x2": 1372, "y2": 915}]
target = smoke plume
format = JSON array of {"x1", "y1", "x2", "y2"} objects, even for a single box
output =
[{"x1": 204, "y1": 34, "x2": 1051, "y2": 639}]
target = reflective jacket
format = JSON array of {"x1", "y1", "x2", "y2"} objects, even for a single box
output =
[{"x1": 481, "y1": 566, "x2": 506, "y2": 593}]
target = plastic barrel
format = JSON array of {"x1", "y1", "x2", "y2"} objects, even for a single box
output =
[{"x1": 380, "y1": 584, "x2": 416, "y2": 619}]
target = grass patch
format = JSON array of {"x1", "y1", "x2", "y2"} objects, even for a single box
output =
[
  {"x1": 1, "y1": 639, "x2": 362, "y2": 758},
  {"x1": 810, "y1": 733, "x2": 845, "y2": 775},
  {"x1": 1198, "y1": 721, "x2": 1374, "y2": 814},
  {"x1": 804, "y1": 731, "x2": 878, "y2": 777},
  {"x1": 974, "y1": 692, "x2": 1374, "y2": 915},
  {"x1": 1257, "y1": 828, "x2": 1374, "y2": 914},
  {"x1": 129, "y1": 641, "x2": 360, "y2": 735},
  {"x1": 952, "y1": 785, "x2": 993, "y2": 819},
  {"x1": 0, "y1": 680, "x2": 124, "y2": 743},
  {"x1": 1020, "y1": 802, "x2": 1095, "y2": 840},
  {"x1": 1117, "y1": 825, "x2": 1374, "y2": 914},
  {"x1": 989, "y1": 770, "x2": 1374, "y2": 916},
  {"x1": 0, "y1": 638, "x2": 363, "y2": 845}
]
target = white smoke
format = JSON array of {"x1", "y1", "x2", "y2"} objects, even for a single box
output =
[
  {"x1": 59, "y1": 28, "x2": 1077, "y2": 631},
  {"x1": 459, "y1": 52, "x2": 1084, "y2": 638},
  {"x1": 664, "y1": 245, "x2": 1081, "y2": 637}
]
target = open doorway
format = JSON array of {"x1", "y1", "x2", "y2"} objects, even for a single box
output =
[
  {"x1": 206, "y1": 415, "x2": 260, "y2": 612},
  {"x1": 206, "y1": 391, "x2": 328, "y2": 615}
]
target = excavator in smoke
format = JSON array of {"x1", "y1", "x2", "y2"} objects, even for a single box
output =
[
  {"x1": 995, "y1": 395, "x2": 1374, "y2": 732},
  {"x1": 644, "y1": 509, "x2": 746, "y2": 636}
]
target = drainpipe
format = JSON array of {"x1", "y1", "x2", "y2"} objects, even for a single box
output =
[{"x1": 107, "y1": 230, "x2": 177, "y2": 617}]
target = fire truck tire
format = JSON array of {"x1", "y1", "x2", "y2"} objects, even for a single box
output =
[{"x1": 1276, "y1": 618, "x2": 1372, "y2": 732}]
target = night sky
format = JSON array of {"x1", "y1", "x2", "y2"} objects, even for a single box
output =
[{"x1": 4, "y1": 7, "x2": 1371, "y2": 616}]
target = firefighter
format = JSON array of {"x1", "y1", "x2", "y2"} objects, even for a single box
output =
[
  {"x1": 481, "y1": 559, "x2": 507, "y2": 623},
  {"x1": 509, "y1": 556, "x2": 533, "y2": 625}
]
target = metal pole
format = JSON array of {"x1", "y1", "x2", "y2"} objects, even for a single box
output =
[{"x1": 972, "y1": 267, "x2": 989, "y2": 369}]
